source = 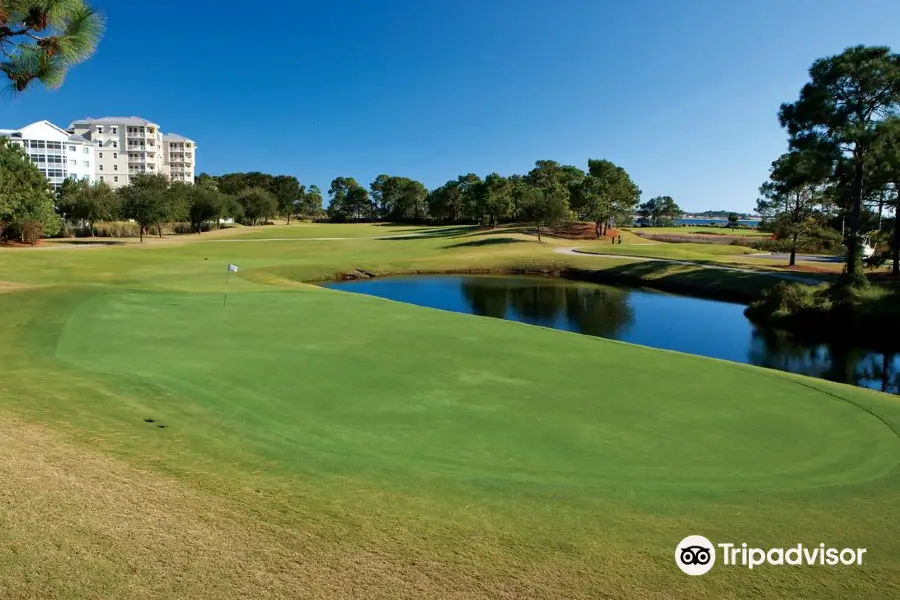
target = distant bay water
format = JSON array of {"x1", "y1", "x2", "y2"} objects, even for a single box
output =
[{"x1": 633, "y1": 218, "x2": 761, "y2": 227}]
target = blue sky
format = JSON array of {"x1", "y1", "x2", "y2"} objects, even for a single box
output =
[{"x1": 5, "y1": 0, "x2": 900, "y2": 212}]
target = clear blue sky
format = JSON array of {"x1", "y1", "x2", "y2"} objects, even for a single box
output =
[{"x1": 5, "y1": 0, "x2": 900, "y2": 212}]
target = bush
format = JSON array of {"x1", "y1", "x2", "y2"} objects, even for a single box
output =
[
  {"x1": 20, "y1": 221, "x2": 44, "y2": 246},
  {"x1": 171, "y1": 221, "x2": 215, "y2": 234},
  {"x1": 748, "y1": 227, "x2": 842, "y2": 255},
  {"x1": 89, "y1": 221, "x2": 141, "y2": 237},
  {"x1": 746, "y1": 281, "x2": 831, "y2": 322},
  {"x1": 746, "y1": 279, "x2": 900, "y2": 347}
]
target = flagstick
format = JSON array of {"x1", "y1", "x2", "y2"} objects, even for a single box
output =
[{"x1": 223, "y1": 270, "x2": 231, "y2": 307}]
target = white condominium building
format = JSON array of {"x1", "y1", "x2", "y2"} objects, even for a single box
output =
[
  {"x1": 162, "y1": 133, "x2": 196, "y2": 183},
  {"x1": 70, "y1": 117, "x2": 167, "y2": 188},
  {"x1": 2, "y1": 116, "x2": 198, "y2": 190},
  {"x1": 0, "y1": 120, "x2": 97, "y2": 189}
]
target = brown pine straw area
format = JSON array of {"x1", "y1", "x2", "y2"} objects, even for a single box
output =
[{"x1": 0, "y1": 415, "x2": 680, "y2": 600}]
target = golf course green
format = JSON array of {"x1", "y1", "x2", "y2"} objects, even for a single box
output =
[{"x1": 1, "y1": 223, "x2": 899, "y2": 599}]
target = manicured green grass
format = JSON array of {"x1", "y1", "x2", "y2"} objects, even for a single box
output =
[
  {"x1": 1, "y1": 223, "x2": 899, "y2": 599},
  {"x1": 231, "y1": 222, "x2": 439, "y2": 239},
  {"x1": 577, "y1": 241, "x2": 759, "y2": 260}
]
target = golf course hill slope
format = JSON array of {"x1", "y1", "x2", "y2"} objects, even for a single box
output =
[{"x1": 0, "y1": 223, "x2": 899, "y2": 600}]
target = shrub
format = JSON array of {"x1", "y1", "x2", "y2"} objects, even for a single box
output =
[
  {"x1": 19, "y1": 220, "x2": 44, "y2": 246},
  {"x1": 745, "y1": 281, "x2": 831, "y2": 328},
  {"x1": 90, "y1": 221, "x2": 141, "y2": 237},
  {"x1": 171, "y1": 221, "x2": 214, "y2": 234}
]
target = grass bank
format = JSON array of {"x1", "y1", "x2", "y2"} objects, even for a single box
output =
[
  {"x1": 747, "y1": 281, "x2": 900, "y2": 349},
  {"x1": 1, "y1": 223, "x2": 899, "y2": 599}
]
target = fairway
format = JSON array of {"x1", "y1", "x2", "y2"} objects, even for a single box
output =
[{"x1": 2, "y1": 223, "x2": 900, "y2": 599}]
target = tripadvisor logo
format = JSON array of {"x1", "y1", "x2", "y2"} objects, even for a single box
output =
[{"x1": 674, "y1": 535, "x2": 867, "y2": 575}]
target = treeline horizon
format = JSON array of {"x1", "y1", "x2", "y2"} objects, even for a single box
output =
[{"x1": 202, "y1": 158, "x2": 685, "y2": 235}]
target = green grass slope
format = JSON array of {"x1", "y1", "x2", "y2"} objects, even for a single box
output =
[{"x1": 0, "y1": 223, "x2": 899, "y2": 599}]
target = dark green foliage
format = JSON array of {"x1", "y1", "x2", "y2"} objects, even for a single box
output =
[
  {"x1": 369, "y1": 175, "x2": 428, "y2": 222},
  {"x1": 300, "y1": 185, "x2": 323, "y2": 219},
  {"x1": 637, "y1": 196, "x2": 682, "y2": 227},
  {"x1": 56, "y1": 178, "x2": 118, "y2": 236},
  {"x1": 779, "y1": 45, "x2": 900, "y2": 286},
  {"x1": 270, "y1": 175, "x2": 302, "y2": 224},
  {"x1": 727, "y1": 213, "x2": 739, "y2": 228},
  {"x1": 236, "y1": 187, "x2": 277, "y2": 226},
  {"x1": 0, "y1": 1, "x2": 104, "y2": 93},
  {"x1": 0, "y1": 138, "x2": 60, "y2": 240},
  {"x1": 186, "y1": 183, "x2": 229, "y2": 233},
  {"x1": 519, "y1": 185, "x2": 569, "y2": 242},
  {"x1": 756, "y1": 151, "x2": 832, "y2": 266},
  {"x1": 118, "y1": 173, "x2": 169, "y2": 241},
  {"x1": 747, "y1": 280, "x2": 900, "y2": 347},
  {"x1": 570, "y1": 160, "x2": 641, "y2": 236},
  {"x1": 327, "y1": 177, "x2": 372, "y2": 222}
]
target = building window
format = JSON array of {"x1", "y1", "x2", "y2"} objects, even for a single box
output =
[
  {"x1": 114, "y1": 165, "x2": 118, "y2": 171},
  {"x1": 100, "y1": 176, "x2": 104, "y2": 181},
  {"x1": 84, "y1": 147, "x2": 89, "y2": 154},
  {"x1": 69, "y1": 145, "x2": 76, "y2": 152},
  {"x1": 99, "y1": 152, "x2": 103, "y2": 158},
  {"x1": 48, "y1": 141, "x2": 62, "y2": 149},
  {"x1": 99, "y1": 165, "x2": 103, "y2": 171},
  {"x1": 97, "y1": 126, "x2": 103, "y2": 134},
  {"x1": 70, "y1": 159, "x2": 76, "y2": 166},
  {"x1": 113, "y1": 141, "x2": 117, "y2": 148},
  {"x1": 114, "y1": 176, "x2": 119, "y2": 182},
  {"x1": 113, "y1": 153, "x2": 118, "y2": 159},
  {"x1": 112, "y1": 127, "x2": 117, "y2": 134},
  {"x1": 83, "y1": 161, "x2": 90, "y2": 167}
]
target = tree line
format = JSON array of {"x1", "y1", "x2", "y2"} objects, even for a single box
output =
[
  {"x1": 325, "y1": 158, "x2": 662, "y2": 238},
  {"x1": 0, "y1": 142, "x2": 326, "y2": 243},
  {"x1": 756, "y1": 45, "x2": 900, "y2": 281}
]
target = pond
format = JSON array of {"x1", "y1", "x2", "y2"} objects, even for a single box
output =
[{"x1": 323, "y1": 275, "x2": 900, "y2": 395}]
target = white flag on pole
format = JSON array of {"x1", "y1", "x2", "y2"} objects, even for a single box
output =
[{"x1": 228, "y1": 264, "x2": 239, "y2": 273}]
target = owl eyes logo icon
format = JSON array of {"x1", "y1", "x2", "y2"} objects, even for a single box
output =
[{"x1": 675, "y1": 535, "x2": 716, "y2": 575}]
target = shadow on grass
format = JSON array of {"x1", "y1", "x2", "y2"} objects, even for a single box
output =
[
  {"x1": 379, "y1": 225, "x2": 478, "y2": 240},
  {"x1": 46, "y1": 239, "x2": 126, "y2": 246},
  {"x1": 442, "y1": 237, "x2": 531, "y2": 249}
]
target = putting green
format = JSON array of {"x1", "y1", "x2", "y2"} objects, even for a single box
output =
[{"x1": 53, "y1": 287, "x2": 900, "y2": 492}]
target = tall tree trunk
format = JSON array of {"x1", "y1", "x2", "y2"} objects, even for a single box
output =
[
  {"x1": 139, "y1": 225, "x2": 144, "y2": 243},
  {"x1": 790, "y1": 231, "x2": 798, "y2": 267},
  {"x1": 595, "y1": 220, "x2": 601, "y2": 238},
  {"x1": 286, "y1": 214, "x2": 291, "y2": 225},
  {"x1": 158, "y1": 222, "x2": 163, "y2": 238},
  {"x1": 90, "y1": 221, "x2": 95, "y2": 238},
  {"x1": 845, "y1": 156, "x2": 865, "y2": 284},
  {"x1": 536, "y1": 220, "x2": 542, "y2": 242},
  {"x1": 877, "y1": 191, "x2": 884, "y2": 230}
]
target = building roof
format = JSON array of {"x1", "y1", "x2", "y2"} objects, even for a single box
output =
[
  {"x1": 163, "y1": 133, "x2": 193, "y2": 142},
  {"x1": 70, "y1": 116, "x2": 158, "y2": 126},
  {"x1": 2, "y1": 120, "x2": 73, "y2": 138},
  {"x1": 68, "y1": 134, "x2": 89, "y2": 142}
]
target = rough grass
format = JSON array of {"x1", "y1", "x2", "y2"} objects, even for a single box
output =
[
  {"x1": 624, "y1": 226, "x2": 770, "y2": 237},
  {"x1": 1, "y1": 223, "x2": 900, "y2": 599}
]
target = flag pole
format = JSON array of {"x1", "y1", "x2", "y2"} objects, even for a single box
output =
[{"x1": 223, "y1": 270, "x2": 231, "y2": 307}]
